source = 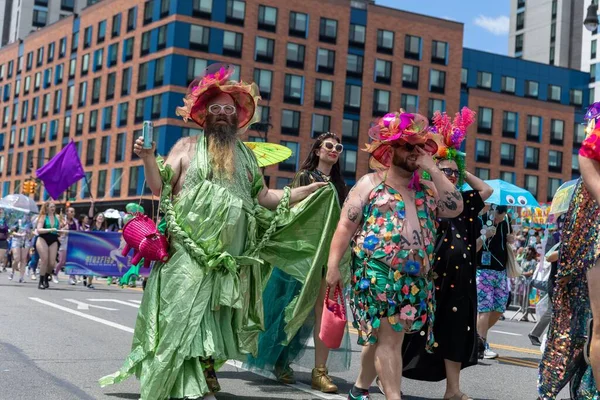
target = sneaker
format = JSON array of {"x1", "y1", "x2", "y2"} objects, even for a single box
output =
[
  {"x1": 83, "y1": 280, "x2": 87, "y2": 287},
  {"x1": 18, "y1": 277, "x2": 24, "y2": 283},
  {"x1": 483, "y1": 343, "x2": 498, "y2": 359},
  {"x1": 8, "y1": 273, "x2": 13, "y2": 280},
  {"x1": 68, "y1": 276, "x2": 76, "y2": 285},
  {"x1": 87, "y1": 284, "x2": 95, "y2": 289},
  {"x1": 52, "y1": 275, "x2": 59, "y2": 284},
  {"x1": 477, "y1": 335, "x2": 486, "y2": 359},
  {"x1": 348, "y1": 392, "x2": 370, "y2": 400},
  {"x1": 31, "y1": 273, "x2": 36, "y2": 280}
]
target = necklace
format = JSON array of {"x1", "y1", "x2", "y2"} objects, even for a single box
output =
[{"x1": 314, "y1": 169, "x2": 330, "y2": 182}]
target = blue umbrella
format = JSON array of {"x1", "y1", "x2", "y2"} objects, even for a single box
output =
[{"x1": 462, "y1": 179, "x2": 540, "y2": 208}]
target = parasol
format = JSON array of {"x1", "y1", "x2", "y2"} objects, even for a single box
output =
[
  {"x1": 548, "y1": 179, "x2": 578, "y2": 216},
  {"x1": 0, "y1": 194, "x2": 39, "y2": 214},
  {"x1": 244, "y1": 142, "x2": 292, "y2": 168},
  {"x1": 462, "y1": 179, "x2": 540, "y2": 208}
]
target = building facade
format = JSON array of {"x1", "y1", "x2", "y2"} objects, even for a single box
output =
[
  {"x1": 0, "y1": 0, "x2": 90, "y2": 48},
  {"x1": 462, "y1": 48, "x2": 589, "y2": 203},
  {"x1": 0, "y1": 0, "x2": 464, "y2": 210}
]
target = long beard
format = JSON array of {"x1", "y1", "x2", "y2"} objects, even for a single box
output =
[{"x1": 206, "y1": 123, "x2": 238, "y2": 179}]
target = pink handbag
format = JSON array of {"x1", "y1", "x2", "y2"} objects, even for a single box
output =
[
  {"x1": 122, "y1": 213, "x2": 169, "y2": 268},
  {"x1": 319, "y1": 286, "x2": 347, "y2": 349}
]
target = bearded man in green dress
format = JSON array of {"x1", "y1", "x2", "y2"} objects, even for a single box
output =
[{"x1": 99, "y1": 65, "x2": 336, "y2": 400}]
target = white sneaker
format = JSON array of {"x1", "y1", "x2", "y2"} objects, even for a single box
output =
[
  {"x1": 31, "y1": 273, "x2": 36, "y2": 280},
  {"x1": 484, "y1": 344, "x2": 498, "y2": 359},
  {"x1": 8, "y1": 273, "x2": 13, "y2": 280},
  {"x1": 52, "y1": 275, "x2": 59, "y2": 284},
  {"x1": 68, "y1": 276, "x2": 76, "y2": 285}
]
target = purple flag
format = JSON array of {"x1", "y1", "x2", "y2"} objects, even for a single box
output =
[{"x1": 36, "y1": 140, "x2": 85, "y2": 199}]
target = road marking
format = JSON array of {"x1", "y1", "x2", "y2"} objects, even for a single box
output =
[
  {"x1": 227, "y1": 360, "x2": 346, "y2": 400},
  {"x1": 88, "y1": 299, "x2": 140, "y2": 308},
  {"x1": 64, "y1": 299, "x2": 118, "y2": 311},
  {"x1": 129, "y1": 300, "x2": 142, "y2": 304},
  {"x1": 490, "y1": 343, "x2": 541, "y2": 355},
  {"x1": 490, "y1": 330, "x2": 522, "y2": 337},
  {"x1": 497, "y1": 356, "x2": 538, "y2": 369},
  {"x1": 29, "y1": 298, "x2": 134, "y2": 333}
]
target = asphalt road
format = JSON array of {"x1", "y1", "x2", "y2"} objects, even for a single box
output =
[{"x1": 0, "y1": 274, "x2": 567, "y2": 400}]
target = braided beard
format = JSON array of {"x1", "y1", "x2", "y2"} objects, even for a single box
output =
[{"x1": 205, "y1": 122, "x2": 238, "y2": 179}]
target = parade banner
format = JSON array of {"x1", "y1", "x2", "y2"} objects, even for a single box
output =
[{"x1": 65, "y1": 231, "x2": 149, "y2": 277}]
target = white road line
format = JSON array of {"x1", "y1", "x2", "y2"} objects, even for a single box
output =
[
  {"x1": 129, "y1": 300, "x2": 142, "y2": 304},
  {"x1": 490, "y1": 330, "x2": 523, "y2": 336},
  {"x1": 87, "y1": 299, "x2": 140, "y2": 308},
  {"x1": 29, "y1": 298, "x2": 134, "y2": 333},
  {"x1": 226, "y1": 360, "x2": 346, "y2": 400},
  {"x1": 29, "y1": 297, "x2": 344, "y2": 400},
  {"x1": 64, "y1": 299, "x2": 118, "y2": 311}
]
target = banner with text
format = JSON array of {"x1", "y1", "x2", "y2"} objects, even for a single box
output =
[{"x1": 65, "y1": 231, "x2": 150, "y2": 277}]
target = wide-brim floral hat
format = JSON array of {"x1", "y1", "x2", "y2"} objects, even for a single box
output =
[{"x1": 175, "y1": 63, "x2": 261, "y2": 129}]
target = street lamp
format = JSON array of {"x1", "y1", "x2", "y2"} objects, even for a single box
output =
[{"x1": 584, "y1": 4, "x2": 599, "y2": 32}]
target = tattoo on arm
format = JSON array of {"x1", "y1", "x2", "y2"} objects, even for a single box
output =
[
  {"x1": 440, "y1": 191, "x2": 458, "y2": 211},
  {"x1": 347, "y1": 205, "x2": 361, "y2": 223}
]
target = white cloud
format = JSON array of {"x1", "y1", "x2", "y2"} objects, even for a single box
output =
[{"x1": 474, "y1": 15, "x2": 510, "y2": 35}]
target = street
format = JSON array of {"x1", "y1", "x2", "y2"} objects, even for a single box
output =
[{"x1": 0, "y1": 276, "x2": 565, "y2": 400}]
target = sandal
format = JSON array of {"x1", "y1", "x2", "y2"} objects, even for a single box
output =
[{"x1": 444, "y1": 393, "x2": 473, "y2": 400}]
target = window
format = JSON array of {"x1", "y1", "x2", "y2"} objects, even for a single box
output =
[
  {"x1": 55, "y1": 64, "x2": 64, "y2": 84},
  {"x1": 550, "y1": 119, "x2": 564, "y2": 145},
  {"x1": 502, "y1": 111, "x2": 518, "y2": 138},
  {"x1": 548, "y1": 85, "x2": 561, "y2": 102},
  {"x1": 24, "y1": 76, "x2": 31, "y2": 95},
  {"x1": 284, "y1": 74, "x2": 304, "y2": 104},
  {"x1": 427, "y1": 99, "x2": 445, "y2": 119},
  {"x1": 75, "y1": 113, "x2": 84, "y2": 135},
  {"x1": 111, "y1": 168, "x2": 123, "y2": 196},
  {"x1": 226, "y1": 0, "x2": 246, "y2": 25},
  {"x1": 475, "y1": 139, "x2": 491, "y2": 163},
  {"x1": 374, "y1": 59, "x2": 392, "y2": 84},
  {"x1": 258, "y1": 5, "x2": 277, "y2": 32},
  {"x1": 429, "y1": 70, "x2": 446, "y2": 94},
  {"x1": 477, "y1": 107, "x2": 493, "y2": 134},
  {"x1": 66, "y1": 85, "x2": 74, "y2": 110},
  {"x1": 477, "y1": 71, "x2": 492, "y2": 89},
  {"x1": 92, "y1": 77, "x2": 102, "y2": 104},
  {"x1": 14, "y1": 80, "x2": 20, "y2": 98},
  {"x1": 37, "y1": 48, "x2": 44, "y2": 67},
  {"x1": 402, "y1": 64, "x2": 419, "y2": 89},
  {"x1": 289, "y1": 12, "x2": 308, "y2": 38},
  {"x1": 547, "y1": 178, "x2": 562, "y2": 202},
  {"x1": 151, "y1": 94, "x2": 162, "y2": 118},
  {"x1": 21, "y1": 100, "x2": 28, "y2": 122},
  {"x1": 97, "y1": 170, "x2": 107, "y2": 197},
  {"x1": 346, "y1": 54, "x2": 363, "y2": 78},
  {"x1": 89, "y1": 110, "x2": 98, "y2": 133},
  {"x1": 279, "y1": 141, "x2": 299, "y2": 171},
  {"x1": 107, "y1": 44, "x2": 119, "y2": 68},
  {"x1": 71, "y1": 32, "x2": 79, "y2": 53},
  {"x1": 59, "y1": 38, "x2": 67, "y2": 59},
  {"x1": 141, "y1": 31, "x2": 151, "y2": 56},
  {"x1": 156, "y1": 25, "x2": 167, "y2": 50},
  {"x1": 525, "y1": 146, "x2": 540, "y2": 169},
  {"x1": 40, "y1": 123, "x2": 47, "y2": 143},
  {"x1": 118, "y1": 102, "x2": 129, "y2": 126},
  {"x1": 314, "y1": 79, "x2": 333, "y2": 109},
  {"x1": 190, "y1": 25, "x2": 210, "y2": 51},
  {"x1": 405, "y1": 35, "x2": 422, "y2": 60},
  {"x1": 48, "y1": 43, "x2": 55, "y2": 63},
  {"x1": 115, "y1": 133, "x2": 126, "y2": 162},
  {"x1": 516, "y1": 11, "x2": 525, "y2": 30},
  {"x1": 501, "y1": 76, "x2": 516, "y2": 93},
  {"x1": 572, "y1": 154, "x2": 581, "y2": 174},
  {"x1": 123, "y1": 38, "x2": 134, "y2": 62},
  {"x1": 192, "y1": 0, "x2": 212, "y2": 18},
  {"x1": 127, "y1": 6, "x2": 137, "y2": 31},
  {"x1": 500, "y1": 143, "x2": 516, "y2": 166},
  {"x1": 159, "y1": 0, "x2": 169, "y2": 17},
  {"x1": 526, "y1": 115, "x2": 541, "y2": 142},
  {"x1": 121, "y1": 67, "x2": 132, "y2": 96},
  {"x1": 154, "y1": 57, "x2": 165, "y2": 86},
  {"x1": 525, "y1": 80, "x2": 539, "y2": 98},
  {"x1": 377, "y1": 30, "x2": 394, "y2": 54},
  {"x1": 69, "y1": 59, "x2": 76, "y2": 79},
  {"x1": 249, "y1": 105, "x2": 270, "y2": 132},
  {"x1": 316, "y1": 48, "x2": 335, "y2": 74},
  {"x1": 319, "y1": 18, "x2": 337, "y2": 44},
  {"x1": 499, "y1": 171, "x2": 516, "y2": 184},
  {"x1": 81, "y1": 54, "x2": 90, "y2": 76},
  {"x1": 98, "y1": 20, "x2": 106, "y2": 43},
  {"x1": 253, "y1": 69, "x2": 273, "y2": 100},
  {"x1": 550, "y1": 22, "x2": 556, "y2": 43},
  {"x1": 61, "y1": 0, "x2": 74, "y2": 11},
  {"x1": 127, "y1": 166, "x2": 142, "y2": 196},
  {"x1": 515, "y1": 34, "x2": 524, "y2": 53},
  {"x1": 401, "y1": 94, "x2": 419, "y2": 113},
  {"x1": 571, "y1": 89, "x2": 583, "y2": 106},
  {"x1": 593, "y1": 40, "x2": 597, "y2": 59},
  {"x1": 53, "y1": 90, "x2": 62, "y2": 114},
  {"x1": 255, "y1": 37, "x2": 275, "y2": 63},
  {"x1": 143, "y1": 0, "x2": 154, "y2": 25},
  {"x1": 78, "y1": 82, "x2": 87, "y2": 107},
  {"x1": 32, "y1": 10, "x2": 48, "y2": 27},
  {"x1": 524, "y1": 175, "x2": 538, "y2": 198},
  {"x1": 138, "y1": 62, "x2": 149, "y2": 91},
  {"x1": 312, "y1": 114, "x2": 331, "y2": 137},
  {"x1": 26, "y1": 52, "x2": 33, "y2": 71},
  {"x1": 340, "y1": 150, "x2": 357, "y2": 179},
  {"x1": 63, "y1": 116, "x2": 71, "y2": 136},
  {"x1": 281, "y1": 109, "x2": 300, "y2": 135},
  {"x1": 187, "y1": 58, "x2": 208, "y2": 85},
  {"x1": 86, "y1": 139, "x2": 96, "y2": 166},
  {"x1": 548, "y1": 150, "x2": 563, "y2": 173},
  {"x1": 373, "y1": 90, "x2": 391, "y2": 116},
  {"x1": 342, "y1": 118, "x2": 359, "y2": 143},
  {"x1": 135, "y1": 99, "x2": 144, "y2": 123},
  {"x1": 474, "y1": 168, "x2": 489, "y2": 180},
  {"x1": 106, "y1": 73, "x2": 116, "y2": 100},
  {"x1": 345, "y1": 84, "x2": 362, "y2": 113},
  {"x1": 575, "y1": 123, "x2": 586, "y2": 145},
  {"x1": 349, "y1": 24, "x2": 366, "y2": 47},
  {"x1": 84, "y1": 27, "x2": 92, "y2": 49},
  {"x1": 112, "y1": 14, "x2": 122, "y2": 37},
  {"x1": 431, "y1": 41, "x2": 448, "y2": 65},
  {"x1": 223, "y1": 31, "x2": 243, "y2": 57},
  {"x1": 286, "y1": 43, "x2": 305, "y2": 69}
]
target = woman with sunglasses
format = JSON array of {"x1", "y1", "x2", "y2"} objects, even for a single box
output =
[
  {"x1": 248, "y1": 132, "x2": 348, "y2": 393},
  {"x1": 402, "y1": 108, "x2": 492, "y2": 400}
]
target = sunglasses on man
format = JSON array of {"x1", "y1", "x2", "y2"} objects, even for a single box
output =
[{"x1": 208, "y1": 104, "x2": 237, "y2": 115}]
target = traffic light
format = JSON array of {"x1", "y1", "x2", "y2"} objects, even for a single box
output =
[
  {"x1": 30, "y1": 181, "x2": 37, "y2": 194},
  {"x1": 22, "y1": 181, "x2": 31, "y2": 195}
]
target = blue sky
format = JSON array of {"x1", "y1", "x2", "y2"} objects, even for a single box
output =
[{"x1": 377, "y1": 0, "x2": 510, "y2": 55}]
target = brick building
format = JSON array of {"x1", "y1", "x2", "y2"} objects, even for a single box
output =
[
  {"x1": 0, "y1": 0, "x2": 464, "y2": 210},
  {"x1": 461, "y1": 48, "x2": 590, "y2": 203}
]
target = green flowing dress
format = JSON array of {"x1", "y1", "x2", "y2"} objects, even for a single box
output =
[{"x1": 99, "y1": 134, "x2": 341, "y2": 400}]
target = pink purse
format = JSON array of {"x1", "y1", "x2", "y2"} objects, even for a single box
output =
[
  {"x1": 319, "y1": 286, "x2": 347, "y2": 349},
  {"x1": 121, "y1": 213, "x2": 169, "y2": 268}
]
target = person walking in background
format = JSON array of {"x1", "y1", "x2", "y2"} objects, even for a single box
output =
[
  {"x1": 9, "y1": 219, "x2": 33, "y2": 283},
  {"x1": 0, "y1": 209, "x2": 9, "y2": 273},
  {"x1": 519, "y1": 246, "x2": 539, "y2": 322}
]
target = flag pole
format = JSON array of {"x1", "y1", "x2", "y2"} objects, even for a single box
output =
[{"x1": 84, "y1": 174, "x2": 95, "y2": 202}]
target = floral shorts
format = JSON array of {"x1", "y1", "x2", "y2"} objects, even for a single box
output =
[
  {"x1": 349, "y1": 257, "x2": 435, "y2": 350},
  {"x1": 476, "y1": 269, "x2": 509, "y2": 313}
]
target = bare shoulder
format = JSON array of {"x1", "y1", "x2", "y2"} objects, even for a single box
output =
[{"x1": 351, "y1": 172, "x2": 381, "y2": 197}]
